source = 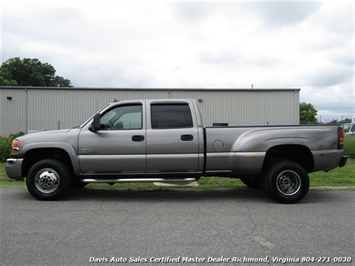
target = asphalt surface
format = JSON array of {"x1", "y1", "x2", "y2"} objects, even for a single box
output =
[{"x1": 0, "y1": 187, "x2": 354, "y2": 266}]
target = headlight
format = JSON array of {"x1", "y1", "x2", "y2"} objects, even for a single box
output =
[{"x1": 11, "y1": 139, "x2": 20, "y2": 155}]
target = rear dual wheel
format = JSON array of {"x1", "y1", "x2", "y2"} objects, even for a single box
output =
[{"x1": 263, "y1": 161, "x2": 309, "y2": 204}]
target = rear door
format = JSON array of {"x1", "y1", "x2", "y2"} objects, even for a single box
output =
[{"x1": 146, "y1": 101, "x2": 201, "y2": 173}]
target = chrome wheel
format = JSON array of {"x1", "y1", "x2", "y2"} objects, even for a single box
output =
[
  {"x1": 27, "y1": 159, "x2": 72, "y2": 200},
  {"x1": 276, "y1": 170, "x2": 301, "y2": 196},
  {"x1": 263, "y1": 161, "x2": 309, "y2": 203},
  {"x1": 34, "y1": 168, "x2": 60, "y2": 194}
]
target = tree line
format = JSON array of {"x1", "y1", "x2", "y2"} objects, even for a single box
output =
[{"x1": 0, "y1": 57, "x2": 72, "y2": 87}]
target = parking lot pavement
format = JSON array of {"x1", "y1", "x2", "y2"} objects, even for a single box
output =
[{"x1": 0, "y1": 187, "x2": 354, "y2": 265}]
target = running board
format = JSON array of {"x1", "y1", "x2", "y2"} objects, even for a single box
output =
[{"x1": 81, "y1": 178, "x2": 197, "y2": 183}]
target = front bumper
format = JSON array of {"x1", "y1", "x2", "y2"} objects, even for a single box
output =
[
  {"x1": 339, "y1": 156, "x2": 350, "y2": 168},
  {"x1": 5, "y1": 158, "x2": 24, "y2": 180}
]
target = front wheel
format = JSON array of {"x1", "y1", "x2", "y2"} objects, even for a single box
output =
[
  {"x1": 263, "y1": 161, "x2": 309, "y2": 204},
  {"x1": 26, "y1": 159, "x2": 72, "y2": 200}
]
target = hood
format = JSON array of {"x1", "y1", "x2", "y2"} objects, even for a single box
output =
[
  {"x1": 15, "y1": 127, "x2": 81, "y2": 152},
  {"x1": 26, "y1": 128, "x2": 73, "y2": 136},
  {"x1": 16, "y1": 128, "x2": 75, "y2": 143}
]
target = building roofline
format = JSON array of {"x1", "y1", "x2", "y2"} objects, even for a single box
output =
[{"x1": 0, "y1": 86, "x2": 301, "y2": 92}]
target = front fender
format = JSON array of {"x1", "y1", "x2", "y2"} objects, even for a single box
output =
[{"x1": 22, "y1": 142, "x2": 80, "y2": 175}]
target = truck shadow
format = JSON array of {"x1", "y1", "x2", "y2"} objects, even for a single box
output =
[
  {"x1": 10, "y1": 186, "x2": 339, "y2": 204},
  {"x1": 66, "y1": 187, "x2": 273, "y2": 203},
  {"x1": 65, "y1": 187, "x2": 344, "y2": 204}
]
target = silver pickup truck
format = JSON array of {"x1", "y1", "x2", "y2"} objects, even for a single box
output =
[{"x1": 6, "y1": 99, "x2": 350, "y2": 203}]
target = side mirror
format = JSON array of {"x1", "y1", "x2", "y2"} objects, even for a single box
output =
[{"x1": 91, "y1": 113, "x2": 101, "y2": 131}]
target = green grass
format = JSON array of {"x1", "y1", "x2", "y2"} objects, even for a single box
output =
[
  {"x1": 1, "y1": 160, "x2": 354, "y2": 189},
  {"x1": 344, "y1": 136, "x2": 355, "y2": 159},
  {"x1": 309, "y1": 160, "x2": 354, "y2": 187}
]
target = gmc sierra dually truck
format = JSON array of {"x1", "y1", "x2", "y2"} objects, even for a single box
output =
[{"x1": 6, "y1": 99, "x2": 350, "y2": 203}]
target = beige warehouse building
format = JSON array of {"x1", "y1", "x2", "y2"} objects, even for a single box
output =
[{"x1": 0, "y1": 87, "x2": 300, "y2": 136}]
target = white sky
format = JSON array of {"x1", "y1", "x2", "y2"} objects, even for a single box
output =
[{"x1": 1, "y1": 0, "x2": 354, "y2": 122}]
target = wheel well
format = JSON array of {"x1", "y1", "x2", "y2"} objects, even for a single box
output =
[
  {"x1": 22, "y1": 148, "x2": 74, "y2": 177},
  {"x1": 263, "y1": 145, "x2": 314, "y2": 173}
]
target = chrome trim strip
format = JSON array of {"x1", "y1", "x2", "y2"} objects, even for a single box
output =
[{"x1": 81, "y1": 178, "x2": 197, "y2": 183}]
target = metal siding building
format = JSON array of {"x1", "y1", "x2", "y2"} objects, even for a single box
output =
[{"x1": 0, "y1": 87, "x2": 300, "y2": 136}]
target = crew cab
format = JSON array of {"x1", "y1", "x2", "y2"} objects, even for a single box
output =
[{"x1": 6, "y1": 99, "x2": 350, "y2": 203}]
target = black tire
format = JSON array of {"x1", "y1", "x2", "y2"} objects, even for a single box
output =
[
  {"x1": 26, "y1": 159, "x2": 72, "y2": 200},
  {"x1": 263, "y1": 160, "x2": 309, "y2": 204},
  {"x1": 240, "y1": 177, "x2": 261, "y2": 189}
]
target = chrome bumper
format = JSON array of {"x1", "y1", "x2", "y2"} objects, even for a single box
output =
[{"x1": 5, "y1": 158, "x2": 24, "y2": 180}]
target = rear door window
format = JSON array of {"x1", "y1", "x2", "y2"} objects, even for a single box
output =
[{"x1": 151, "y1": 104, "x2": 193, "y2": 129}]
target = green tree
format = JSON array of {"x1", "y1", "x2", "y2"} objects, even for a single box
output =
[
  {"x1": 0, "y1": 57, "x2": 72, "y2": 87},
  {"x1": 300, "y1": 102, "x2": 318, "y2": 124},
  {"x1": 341, "y1": 118, "x2": 351, "y2": 123}
]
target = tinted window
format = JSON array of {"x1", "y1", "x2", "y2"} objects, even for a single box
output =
[
  {"x1": 151, "y1": 104, "x2": 193, "y2": 129},
  {"x1": 100, "y1": 105, "x2": 142, "y2": 130}
]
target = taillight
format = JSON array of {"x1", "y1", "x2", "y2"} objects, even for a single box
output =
[{"x1": 338, "y1": 127, "x2": 344, "y2": 149}]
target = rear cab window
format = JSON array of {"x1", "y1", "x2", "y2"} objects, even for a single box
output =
[{"x1": 151, "y1": 104, "x2": 193, "y2": 129}]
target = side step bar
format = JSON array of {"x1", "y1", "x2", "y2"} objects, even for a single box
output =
[{"x1": 81, "y1": 178, "x2": 197, "y2": 183}]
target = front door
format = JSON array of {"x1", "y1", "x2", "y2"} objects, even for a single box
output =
[{"x1": 78, "y1": 103, "x2": 146, "y2": 174}]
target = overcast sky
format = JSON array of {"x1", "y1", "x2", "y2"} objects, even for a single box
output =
[{"x1": 1, "y1": 0, "x2": 354, "y2": 122}]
